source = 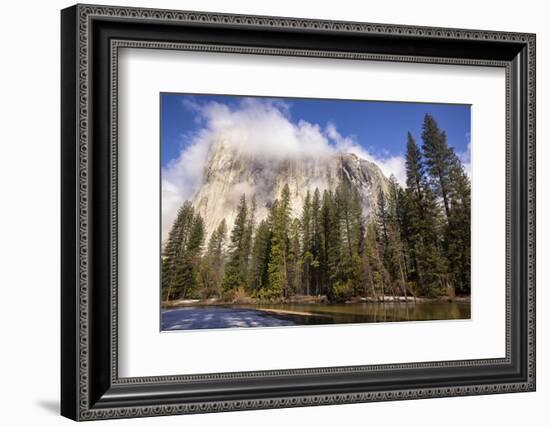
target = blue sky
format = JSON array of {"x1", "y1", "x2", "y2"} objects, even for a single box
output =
[{"x1": 161, "y1": 93, "x2": 471, "y2": 170}]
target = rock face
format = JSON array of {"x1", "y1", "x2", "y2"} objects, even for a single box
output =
[{"x1": 192, "y1": 140, "x2": 390, "y2": 241}]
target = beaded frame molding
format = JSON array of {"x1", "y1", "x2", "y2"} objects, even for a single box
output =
[{"x1": 61, "y1": 4, "x2": 536, "y2": 421}]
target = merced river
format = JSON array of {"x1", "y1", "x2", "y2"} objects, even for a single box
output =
[{"x1": 161, "y1": 301, "x2": 470, "y2": 331}]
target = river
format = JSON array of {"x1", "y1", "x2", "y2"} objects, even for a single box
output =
[{"x1": 161, "y1": 301, "x2": 470, "y2": 331}]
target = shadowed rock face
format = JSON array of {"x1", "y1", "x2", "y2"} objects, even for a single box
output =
[{"x1": 192, "y1": 140, "x2": 390, "y2": 241}]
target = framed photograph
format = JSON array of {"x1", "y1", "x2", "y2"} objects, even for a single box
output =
[{"x1": 61, "y1": 4, "x2": 536, "y2": 421}]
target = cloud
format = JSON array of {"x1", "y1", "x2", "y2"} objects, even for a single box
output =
[
  {"x1": 162, "y1": 98, "x2": 406, "y2": 240},
  {"x1": 458, "y1": 142, "x2": 472, "y2": 179},
  {"x1": 161, "y1": 130, "x2": 213, "y2": 239},
  {"x1": 198, "y1": 98, "x2": 334, "y2": 160},
  {"x1": 376, "y1": 156, "x2": 407, "y2": 185}
]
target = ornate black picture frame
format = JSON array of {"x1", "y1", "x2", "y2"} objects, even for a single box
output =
[{"x1": 61, "y1": 4, "x2": 536, "y2": 421}]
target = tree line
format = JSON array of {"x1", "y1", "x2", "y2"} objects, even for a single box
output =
[{"x1": 162, "y1": 114, "x2": 471, "y2": 302}]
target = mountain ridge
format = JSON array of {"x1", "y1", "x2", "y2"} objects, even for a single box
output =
[{"x1": 192, "y1": 140, "x2": 390, "y2": 242}]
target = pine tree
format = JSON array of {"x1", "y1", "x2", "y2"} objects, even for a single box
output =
[
  {"x1": 385, "y1": 177, "x2": 409, "y2": 297},
  {"x1": 376, "y1": 188, "x2": 390, "y2": 270},
  {"x1": 265, "y1": 184, "x2": 291, "y2": 299},
  {"x1": 176, "y1": 213, "x2": 205, "y2": 299},
  {"x1": 320, "y1": 189, "x2": 340, "y2": 300},
  {"x1": 242, "y1": 195, "x2": 256, "y2": 277},
  {"x1": 422, "y1": 114, "x2": 471, "y2": 294},
  {"x1": 248, "y1": 219, "x2": 272, "y2": 295},
  {"x1": 395, "y1": 178, "x2": 417, "y2": 290},
  {"x1": 358, "y1": 245, "x2": 374, "y2": 298},
  {"x1": 161, "y1": 201, "x2": 195, "y2": 301},
  {"x1": 422, "y1": 114, "x2": 454, "y2": 219},
  {"x1": 287, "y1": 218, "x2": 303, "y2": 296},
  {"x1": 363, "y1": 220, "x2": 390, "y2": 299},
  {"x1": 300, "y1": 191, "x2": 313, "y2": 295},
  {"x1": 405, "y1": 132, "x2": 447, "y2": 296},
  {"x1": 446, "y1": 155, "x2": 471, "y2": 293},
  {"x1": 222, "y1": 194, "x2": 250, "y2": 295},
  {"x1": 333, "y1": 180, "x2": 363, "y2": 298},
  {"x1": 310, "y1": 188, "x2": 322, "y2": 295},
  {"x1": 198, "y1": 219, "x2": 227, "y2": 298},
  {"x1": 406, "y1": 132, "x2": 425, "y2": 195}
]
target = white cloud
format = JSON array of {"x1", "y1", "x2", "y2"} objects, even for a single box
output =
[
  {"x1": 199, "y1": 98, "x2": 334, "y2": 160},
  {"x1": 161, "y1": 130, "x2": 212, "y2": 239},
  {"x1": 377, "y1": 156, "x2": 407, "y2": 186},
  {"x1": 162, "y1": 99, "x2": 406, "y2": 239},
  {"x1": 458, "y1": 142, "x2": 472, "y2": 179}
]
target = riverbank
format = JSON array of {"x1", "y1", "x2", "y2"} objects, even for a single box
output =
[{"x1": 162, "y1": 294, "x2": 470, "y2": 310}]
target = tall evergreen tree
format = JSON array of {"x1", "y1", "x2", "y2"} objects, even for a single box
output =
[
  {"x1": 248, "y1": 219, "x2": 272, "y2": 295},
  {"x1": 446, "y1": 155, "x2": 471, "y2": 293},
  {"x1": 422, "y1": 114, "x2": 454, "y2": 219},
  {"x1": 385, "y1": 177, "x2": 409, "y2": 297},
  {"x1": 363, "y1": 220, "x2": 390, "y2": 299},
  {"x1": 222, "y1": 194, "x2": 251, "y2": 295},
  {"x1": 198, "y1": 219, "x2": 227, "y2": 298},
  {"x1": 287, "y1": 218, "x2": 303, "y2": 296},
  {"x1": 376, "y1": 188, "x2": 390, "y2": 269},
  {"x1": 161, "y1": 201, "x2": 195, "y2": 301},
  {"x1": 265, "y1": 184, "x2": 291, "y2": 299},
  {"x1": 394, "y1": 180, "x2": 414, "y2": 282},
  {"x1": 334, "y1": 180, "x2": 363, "y2": 297},
  {"x1": 242, "y1": 195, "x2": 256, "y2": 273},
  {"x1": 320, "y1": 189, "x2": 340, "y2": 300},
  {"x1": 405, "y1": 132, "x2": 447, "y2": 296},
  {"x1": 310, "y1": 188, "x2": 322, "y2": 295},
  {"x1": 422, "y1": 114, "x2": 471, "y2": 293},
  {"x1": 176, "y1": 213, "x2": 205, "y2": 299},
  {"x1": 300, "y1": 191, "x2": 313, "y2": 295}
]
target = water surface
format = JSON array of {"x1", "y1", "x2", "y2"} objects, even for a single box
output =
[{"x1": 161, "y1": 301, "x2": 470, "y2": 331}]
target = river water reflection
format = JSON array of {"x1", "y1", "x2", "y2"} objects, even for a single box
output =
[{"x1": 161, "y1": 300, "x2": 470, "y2": 331}]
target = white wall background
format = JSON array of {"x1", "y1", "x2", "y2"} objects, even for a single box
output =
[{"x1": 0, "y1": 0, "x2": 546, "y2": 424}]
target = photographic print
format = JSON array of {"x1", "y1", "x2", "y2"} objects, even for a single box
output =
[
  {"x1": 160, "y1": 94, "x2": 471, "y2": 331},
  {"x1": 61, "y1": 7, "x2": 535, "y2": 418}
]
